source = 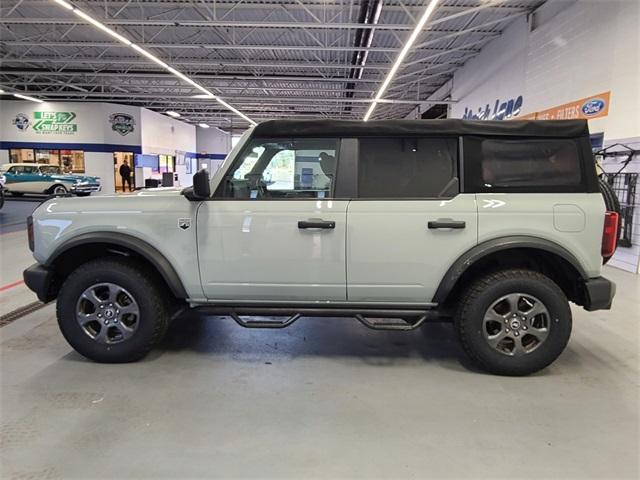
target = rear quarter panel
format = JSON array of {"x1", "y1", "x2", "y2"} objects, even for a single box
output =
[{"x1": 476, "y1": 193, "x2": 605, "y2": 278}]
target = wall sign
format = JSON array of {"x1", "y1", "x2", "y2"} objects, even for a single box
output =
[
  {"x1": 519, "y1": 91, "x2": 611, "y2": 120},
  {"x1": 11, "y1": 113, "x2": 30, "y2": 131},
  {"x1": 31, "y1": 111, "x2": 77, "y2": 134},
  {"x1": 109, "y1": 113, "x2": 135, "y2": 136},
  {"x1": 462, "y1": 95, "x2": 524, "y2": 120}
]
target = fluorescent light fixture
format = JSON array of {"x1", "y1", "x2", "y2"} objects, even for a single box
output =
[
  {"x1": 363, "y1": 0, "x2": 440, "y2": 121},
  {"x1": 13, "y1": 93, "x2": 44, "y2": 103},
  {"x1": 0, "y1": 88, "x2": 5, "y2": 94},
  {"x1": 53, "y1": 0, "x2": 74, "y2": 10},
  {"x1": 165, "y1": 111, "x2": 181, "y2": 118},
  {"x1": 198, "y1": 123, "x2": 210, "y2": 129},
  {"x1": 49, "y1": 0, "x2": 256, "y2": 125}
]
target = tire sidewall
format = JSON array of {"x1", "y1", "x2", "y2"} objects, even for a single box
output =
[
  {"x1": 57, "y1": 261, "x2": 162, "y2": 362},
  {"x1": 52, "y1": 185, "x2": 67, "y2": 195},
  {"x1": 458, "y1": 274, "x2": 572, "y2": 375}
]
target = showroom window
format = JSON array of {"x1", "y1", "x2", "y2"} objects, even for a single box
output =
[
  {"x1": 9, "y1": 148, "x2": 85, "y2": 173},
  {"x1": 357, "y1": 137, "x2": 458, "y2": 198},
  {"x1": 218, "y1": 138, "x2": 339, "y2": 199},
  {"x1": 463, "y1": 137, "x2": 583, "y2": 192}
]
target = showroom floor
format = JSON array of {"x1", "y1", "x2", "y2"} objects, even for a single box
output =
[{"x1": 0, "y1": 266, "x2": 638, "y2": 479}]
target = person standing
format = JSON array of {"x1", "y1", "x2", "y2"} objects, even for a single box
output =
[{"x1": 119, "y1": 159, "x2": 133, "y2": 192}]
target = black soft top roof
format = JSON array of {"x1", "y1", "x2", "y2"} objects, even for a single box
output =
[{"x1": 252, "y1": 119, "x2": 589, "y2": 139}]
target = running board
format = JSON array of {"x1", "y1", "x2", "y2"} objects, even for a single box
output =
[{"x1": 198, "y1": 306, "x2": 433, "y2": 331}]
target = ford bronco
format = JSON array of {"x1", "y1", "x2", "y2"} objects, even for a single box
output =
[{"x1": 23, "y1": 119, "x2": 618, "y2": 375}]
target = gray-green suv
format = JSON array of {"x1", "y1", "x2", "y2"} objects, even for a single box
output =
[{"x1": 23, "y1": 119, "x2": 618, "y2": 375}]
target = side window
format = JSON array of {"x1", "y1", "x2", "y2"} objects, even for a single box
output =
[
  {"x1": 218, "y1": 138, "x2": 338, "y2": 199},
  {"x1": 22, "y1": 165, "x2": 38, "y2": 174},
  {"x1": 357, "y1": 137, "x2": 458, "y2": 198},
  {"x1": 9, "y1": 166, "x2": 24, "y2": 174},
  {"x1": 464, "y1": 137, "x2": 583, "y2": 192}
]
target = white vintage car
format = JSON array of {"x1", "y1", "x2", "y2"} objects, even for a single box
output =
[{"x1": 1, "y1": 163, "x2": 101, "y2": 196}]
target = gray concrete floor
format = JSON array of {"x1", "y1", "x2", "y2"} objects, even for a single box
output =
[{"x1": 0, "y1": 266, "x2": 638, "y2": 479}]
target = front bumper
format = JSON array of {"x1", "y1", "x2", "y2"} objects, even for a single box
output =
[
  {"x1": 71, "y1": 184, "x2": 101, "y2": 193},
  {"x1": 583, "y1": 276, "x2": 616, "y2": 311},
  {"x1": 23, "y1": 263, "x2": 56, "y2": 303}
]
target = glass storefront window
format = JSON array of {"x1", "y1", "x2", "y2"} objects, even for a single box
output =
[
  {"x1": 9, "y1": 149, "x2": 35, "y2": 163},
  {"x1": 8, "y1": 149, "x2": 85, "y2": 173}
]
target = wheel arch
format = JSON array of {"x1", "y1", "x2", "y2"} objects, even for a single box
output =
[
  {"x1": 45, "y1": 232, "x2": 188, "y2": 300},
  {"x1": 433, "y1": 236, "x2": 589, "y2": 307}
]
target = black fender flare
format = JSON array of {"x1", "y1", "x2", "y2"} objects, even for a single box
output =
[
  {"x1": 45, "y1": 231, "x2": 188, "y2": 299},
  {"x1": 432, "y1": 236, "x2": 589, "y2": 303}
]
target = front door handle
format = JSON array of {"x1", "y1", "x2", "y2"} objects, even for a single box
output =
[
  {"x1": 298, "y1": 219, "x2": 336, "y2": 229},
  {"x1": 428, "y1": 219, "x2": 466, "y2": 229}
]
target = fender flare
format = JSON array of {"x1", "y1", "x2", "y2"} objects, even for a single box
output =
[
  {"x1": 432, "y1": 236, "x2": 589, "y2": 303},
  {"x1": 45, "y1": 231, "x2": 188, "y2": 299}
]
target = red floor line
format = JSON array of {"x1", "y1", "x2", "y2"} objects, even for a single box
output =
[{"x1": 0, "y1": 280, "x2": 25, "y2": 292}]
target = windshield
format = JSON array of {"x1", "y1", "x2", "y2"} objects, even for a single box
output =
[{"x1": 40, "y1": 165, "x2": 62, "y2": 175}]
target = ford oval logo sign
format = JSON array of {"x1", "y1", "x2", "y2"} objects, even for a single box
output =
[{"x1": 582, "y1": 98, "x2": 605, "y2": 116}]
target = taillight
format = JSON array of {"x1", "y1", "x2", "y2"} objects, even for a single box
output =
[
  {"x1": 601, "y1": 211, "x2": 619, "y2": 258},
  {"x1": 27, "y1": 215, "x2": 34, "y2": 252}
]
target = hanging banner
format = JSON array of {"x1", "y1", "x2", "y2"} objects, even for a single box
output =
[{"x1": 518, "y1": 91, "x2": 611, "y2": 120}]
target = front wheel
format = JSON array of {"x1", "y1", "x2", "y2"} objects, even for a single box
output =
[
  {"x1": 454, "y1": 269, "x2": 572, "y2": 376},
  {"x1": 51, "y1": 184, "x2": 68, "y2": 195},
  {"x1": 56, "y1": 258, "x2": 170, "y2": 362}
]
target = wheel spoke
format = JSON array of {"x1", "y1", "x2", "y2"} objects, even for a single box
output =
[
  {"x1": 483, "y1": 308, "x2": 505, "y2": 325},
  {"x1": 117, "y1": 303, "x2": 138, "y2": 315},
  {"x1": 504, "y1": 293, "x2": 521, "y2": 315},
  {"x1": 512, "y1": 335, "x2": 527, "y2": 356},
  {"x1": 107, "y1": 284, "x2": 121, "y2": 303},
  {"x1": 94, "y1": 325, "x2": 109, "y2": 343},
  {"x1": 528, "y1": 325, "x2": 550, "y2": 343},
  {"x1": 114, "y1": 323, "x2": 135, "y2": 340},
  {"x1": 525, "y1": 301, "x2": 547, "y2": 318},
  {"x1": 486, "y1": 329, "x2": 508, "y2": 348},
  {"x1": 77, "y1": 312, "x2": 99, "y2": 325},
  {"x1": 81, "y1": 289, "x2": 102, "y2": 307}
]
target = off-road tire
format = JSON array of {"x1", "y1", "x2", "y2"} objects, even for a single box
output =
[
  {"x1": 57, "y1": 257, "x2": 170, "y2": 362},
  {"x1": 454, "y1": 269, "x2": 572, "y2": 376}
]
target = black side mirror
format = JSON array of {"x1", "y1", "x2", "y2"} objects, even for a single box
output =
[{"x1": 182, "y1": 168, "x2": 211, "y2": 201}]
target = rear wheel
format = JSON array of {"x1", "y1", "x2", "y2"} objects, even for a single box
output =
[
  {"x1": 56, "y1": 258, "x2": 170, "y2": 362},
  {"x1": 454, "y1": 269, "x2": 572, "y2": 376}
]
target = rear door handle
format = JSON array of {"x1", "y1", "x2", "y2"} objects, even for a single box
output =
[
  {"x1": 428, "y1": 219, "x2": 466, "y2": 229},
  {"x1": 298, "y1": 219, "x2": 336, "y2": 229}
]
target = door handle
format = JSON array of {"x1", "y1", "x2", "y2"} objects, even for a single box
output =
[
  {"x1": 428, "y1": 219, "x2": 466, "y2": 229},
  {"x1": 298, "y1": 219, "x2": 336, "y2": 229}
]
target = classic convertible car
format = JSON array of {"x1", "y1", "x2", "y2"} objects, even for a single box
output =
[{"x1": 0, "y1": 163, "x2": 101, "y2": 196}]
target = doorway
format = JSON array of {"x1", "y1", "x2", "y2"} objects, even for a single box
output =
[{"x1": 113, "y1": 152, "x2": 135, "y2": 193}]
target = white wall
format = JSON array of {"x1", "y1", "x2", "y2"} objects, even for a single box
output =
[
  {"x1": 196, "y1": 127, "x2": 231, "y2": 154},
  {"x1": 140, "y1": 108, "x2": 196, "y2": 155}
]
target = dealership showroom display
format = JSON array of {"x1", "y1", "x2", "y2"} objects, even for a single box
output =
[{"x1": 0, "y1": 0, "x2": 638, "y2": 478}]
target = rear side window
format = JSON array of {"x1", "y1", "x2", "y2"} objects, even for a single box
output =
[
  {"x1": 358, "y1": 137, "x2": 458, "y2": 198},
  {"x1": 464, "y1": 137, "x2": 583, "y2": 192}
]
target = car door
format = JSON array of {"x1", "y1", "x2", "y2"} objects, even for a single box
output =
[
  {"x1": 197, "y1": 137, "x2": 348, "y2": 302},
  {"x1": 346, "y1": 137, "x2": 478, "y2": 304},
  {"x1": 4, "y1": 166, "x2": 35, "y2": 193}
]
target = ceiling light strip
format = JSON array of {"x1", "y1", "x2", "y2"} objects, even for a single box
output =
[
  {"x1": 50, "y1": 0, "x2": 256, "y2": 125},
  {"x1": 363, "y1": 0, "x2": 440, "y2": 121}
]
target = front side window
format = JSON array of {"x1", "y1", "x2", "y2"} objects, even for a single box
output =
[
  {"x1": 218, "y1": 138, "x2": 338, "y2": 199},
  {"x1": 358, "y1": 137, "x2": 458, "y2": 198}
]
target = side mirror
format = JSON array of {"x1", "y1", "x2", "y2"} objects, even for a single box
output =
[{"x1": 182, "y1": 168, "x2": 211, "y2": 200}]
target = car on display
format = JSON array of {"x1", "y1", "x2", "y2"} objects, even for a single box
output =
[
  {"x1": 0, "y1": 163, "x2": 101, "y2": 196},
  {"x1": 23, "y1": 119, "x2": 617, "y2": 375},
  {"x1": 0, "y1": 172, "x2": 6, "y2": 209}
]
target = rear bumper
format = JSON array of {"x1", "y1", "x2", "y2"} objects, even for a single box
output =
[
  {"x1": 23, "y1": 263, "x2": 56, "y2": 303},
  {"x1": 583, "y1": 276, "x2": 616, "y2": 311}
]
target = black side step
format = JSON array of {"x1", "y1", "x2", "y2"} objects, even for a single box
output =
[{"x1": 198, "y1": 306, "x2": 433, "y2": 331}]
